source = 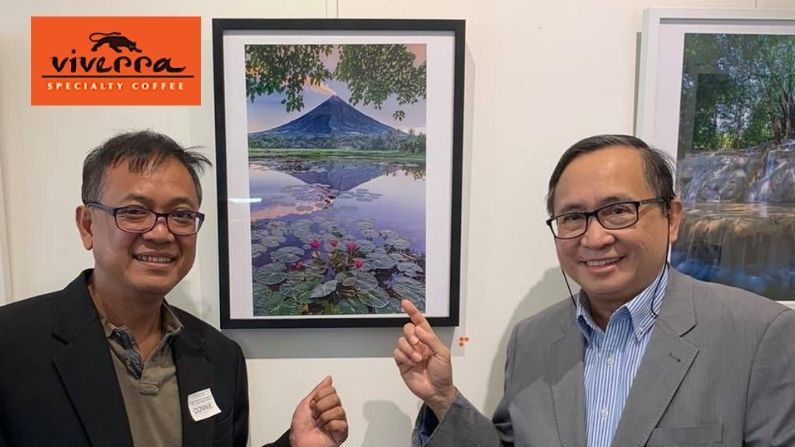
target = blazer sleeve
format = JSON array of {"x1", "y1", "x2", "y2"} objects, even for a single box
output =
[
  {"x1": 412, "y1": 326, "x2": 520, "y2": 447},
  {"x1": 744, "y1": 309, "x2": 795, "y2": 447},
  {"x1": 232, "y1": 344, "x2": 251, "y2": 447}
]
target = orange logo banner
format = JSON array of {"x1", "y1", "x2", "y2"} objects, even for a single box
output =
[{"x1": 31, "y1": 16, "x2": 201, "y2": 105}]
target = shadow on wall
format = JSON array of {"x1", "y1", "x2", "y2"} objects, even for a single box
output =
[
  {"x1": 226, "y1": 326, "x2": 457, "y2": 360},
  {"x1": 360, "y1": 400, "x2": 413, "y2": 447},
  {"x1": 482, "y1": 267, "x2": 571, "y2": 414}
]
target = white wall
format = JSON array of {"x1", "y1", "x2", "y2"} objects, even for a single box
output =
[{"x1": 1, "y1": 0, "x2": 787, "y2": 445}]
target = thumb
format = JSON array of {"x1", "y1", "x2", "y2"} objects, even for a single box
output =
[{"x1": 415, "y1": 326, "x2": 448, "y2": 357}]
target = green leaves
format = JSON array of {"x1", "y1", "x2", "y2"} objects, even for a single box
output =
[{"x1": 245, "y1": 44, "x2": 426, "y2": 120}]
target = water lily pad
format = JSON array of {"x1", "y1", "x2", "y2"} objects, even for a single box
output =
[
  {"x1": 254, "y1": 289, "x2": 295, "y2": 316},
  {"x1": 258, "y1": 261, "x2": 287, "y2": 274},
  {"x1": 354, "y1": 272, "x2": 379, "y2": 290},
  {"x1": 269, "y1": 300, "x2": 300, "y2": 316},
  {"x1": 397, "y1": 262, "x2": 424, "y2": 275},
  {"x1": 338, "y1": 299, "x2": 368, "y2": 314},
  {"x1": 357, "y1": 287, "x2": 391, "y2": 309},
  {"x1": 355, "y1": 239, "x2": 376, "y2": 253},
  {"x1": 367, "y1": 252, "x2": 397, "y2": 270},
  {"x1": 375, "y1": 298, "x2": 403, "y2": 314},
  {"x1": 255, "y1": 271, "x2": 288, "y2": 286},
  {"x1": 380, "y1": 230, "x2": 399, "y2": 240},
  {"x1": 251, "y1": 243, "x2": 268, "y2": 256},
  {"x1": 391, "y1": 276, "x2": 425, "y2": 306},
  {"x1": 281, "y1": 279, "x2": 320, "y2": 305},
  {"x1": 310, "y1": 280, "x2": 338, "y2": 299},
  {"x1": 391, "y1": 238, "x2": 411, "y2": 250},
  {"x1": 271, "y1": 246, "x2": 305, "y2": 263},
  {"x1": 262, "y1": 235, "x2": 285, "y2": 248}
]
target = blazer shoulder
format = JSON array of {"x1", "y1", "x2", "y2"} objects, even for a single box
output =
[
  {"x1": 170, "y1": 306, "x2": 243, "y2": 355},
  {"x1": 513, "y1": 297, "x2": 575, "y2": 341},
  {"x1": 684, "y1": 273, "x2": 791, "y2": 323},
  {"x1": 0, "y1": 289, "x2": 64, "y2": 338}
]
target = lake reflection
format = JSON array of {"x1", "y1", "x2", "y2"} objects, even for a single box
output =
[
  {"x1": 249, "y1": 158, "x2": 426, "y2": 252},
  {"x1": 246, "y1": 156, "x2": 428, "y2": 317}
]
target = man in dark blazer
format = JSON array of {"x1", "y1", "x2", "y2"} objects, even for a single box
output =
[
  {"x1": 0, "y1": 131, "x2": 348, "y2": 447},
  {"x1": 394, "y1": 135, "x2": 795, "y2": 446}
]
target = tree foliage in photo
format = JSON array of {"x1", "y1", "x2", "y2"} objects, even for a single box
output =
[
  {"x1": 245, "y1": 44, "x2": 426, "y2": 121},
  {"x1": 679, "y1": 34, "x2": 795, "y2": 154}
]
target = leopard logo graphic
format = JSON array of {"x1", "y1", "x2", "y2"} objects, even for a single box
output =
[{"x1": 89, "y1": 32, "x2": 142, "y2": 53}]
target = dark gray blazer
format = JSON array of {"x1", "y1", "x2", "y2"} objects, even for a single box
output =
[
  {"x1": 415, "y1": 269, "x2": 795, "y2": 446},
  {"x1": 0, "y1": 270, "x2": 290, "y2": 447}
]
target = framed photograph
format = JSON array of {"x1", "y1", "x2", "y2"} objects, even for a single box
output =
[
  {"x1": 213, "y1": 19, "x2": 465, "y2": 328},
  {"x1": 637, "y1": 9, "x2": 795, "y2": 309}
]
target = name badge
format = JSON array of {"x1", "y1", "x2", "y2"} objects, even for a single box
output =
[{"x1": 187, "y1": 388, "x2": 222, "y2": 422}]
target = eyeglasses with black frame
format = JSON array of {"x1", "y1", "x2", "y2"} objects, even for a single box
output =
[
  {"x1": 546, "y1": 197, "x2": 667, "y2": 239},
  {"x1": 85, "y1": 202, "x2": 205, "y2": 236}
]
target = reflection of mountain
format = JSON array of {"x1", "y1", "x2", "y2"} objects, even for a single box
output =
[
  {"x1": 269, "y1": 160, "x2": 386, "y2": 192},
  {"x1": 253, "y1": 95, "x2": 402, "y2": 137}
]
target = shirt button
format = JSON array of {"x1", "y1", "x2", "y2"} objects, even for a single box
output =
[
  {"x1": 600, "y1": 408, "x2": 609, "y2": 418},
  {"x1": 606, "y1": 354, "x2": 615, "y2": 365}
]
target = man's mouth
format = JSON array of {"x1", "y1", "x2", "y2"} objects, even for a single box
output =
[
  {"x1": 584, "y1": 257, "x2": 621, "y2": 267},
  {"x1": 134, "y1": 255, "x2": 175, "y2": 264}
]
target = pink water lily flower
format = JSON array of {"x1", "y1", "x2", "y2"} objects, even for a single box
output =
[
  {"x1": 353, "y1": 258, "x2": 364, "y2": 270},
  {"x1": 346, "y1": 241, "x2": 358, "y2": 253},
  {"x1": 309, "y1": 239, "x2": 321, "y2": 250}
]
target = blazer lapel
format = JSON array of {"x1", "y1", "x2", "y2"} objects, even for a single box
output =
[
  {"x1": 174, "y1": 325, "x2": 215, "y2": 447},
  {"x1": 610, "y1": 270, "x2": 699, "y2": 447},
  {"x1": 51, "y1": 271, "x2": 133, "y2": 447},
  {"x1": 547, "y1": 315, "x2": 588, "y2": 447}
]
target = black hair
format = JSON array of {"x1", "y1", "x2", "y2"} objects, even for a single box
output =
[
  {"x1": 546, "y1": 134, "x2": 675, "y2": 215},
  {"x1": 81, "y1": 130, "x2": 211, "y2": 204}
]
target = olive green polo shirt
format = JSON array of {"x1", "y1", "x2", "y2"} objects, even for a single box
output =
[{"x1": 100, "y1": 304, "x2": 183, "y2": 447}]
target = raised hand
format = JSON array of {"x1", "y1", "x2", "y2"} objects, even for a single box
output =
[
  {"x1": 289, "y1": 376, "x2": 348, "y2": 447},
  {"x1": 393, "y1": 299, "x2": 457, "y2": 419}
]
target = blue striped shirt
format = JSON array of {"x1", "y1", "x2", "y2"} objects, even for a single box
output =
[{"x1": 575, "y1": 266, "x2": 668, "y2": 447}]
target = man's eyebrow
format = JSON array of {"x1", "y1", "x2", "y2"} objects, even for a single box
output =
[
  {"x1": 555, "y1": 195, "x2": 634, "y2": 214},
  {"x1": 117, "y1": 194, "x2": 197, "y2": 209}
]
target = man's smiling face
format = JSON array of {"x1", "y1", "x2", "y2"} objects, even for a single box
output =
[
  {"x1": 552, "y1": 146, "x2": 681, "y2": 307},
  {"x1": 77, "y1": 156, "x2": 199, "y2": 299}
]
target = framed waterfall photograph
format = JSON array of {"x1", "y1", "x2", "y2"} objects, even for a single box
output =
[
  {"x1": 637, "y1": 9, "x2": 795, "y2": 309},
  {"x1": 213, "y1": 19, "x2": 465, "y2": 328}
]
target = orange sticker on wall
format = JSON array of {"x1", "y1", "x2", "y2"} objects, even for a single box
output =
[{"x1": 31, "y1": 16, "x2": 201, "y2": 105}]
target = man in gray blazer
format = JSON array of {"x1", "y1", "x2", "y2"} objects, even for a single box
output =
[{"x1": 394, "y1": 134, "x2": 795, "y2": 446}]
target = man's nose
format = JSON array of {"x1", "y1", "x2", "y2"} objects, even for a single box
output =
[
  {"x1": 580, "y1": 215, "x2": 614, "y2": 248},
  {"x1": 144, "y1": 216, "x2": 175, "y2": 240}
]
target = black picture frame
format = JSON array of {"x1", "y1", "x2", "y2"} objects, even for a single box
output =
[{"x1": 213, "y1": 19, "x2": 465, "y2": 328}]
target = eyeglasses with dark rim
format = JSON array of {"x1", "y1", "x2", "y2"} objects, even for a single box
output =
[
  {"x1": 85, "y1": 202, "x2": 205, "y2": 236},
  {"x1": 546, "y1": 197, "x2": 667, "y2": 239}
]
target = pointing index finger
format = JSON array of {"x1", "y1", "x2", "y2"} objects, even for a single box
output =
[{"x1": 402, "y1": 299, "x2": 430, "y2": 330}]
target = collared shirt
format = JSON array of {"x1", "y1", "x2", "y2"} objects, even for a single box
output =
[
  {"x1": 100, "y1": 303, "x2": 184, "y2": 447},
  {"x1": 576, "y1": 266, "x2": 668, "y2": 447}
]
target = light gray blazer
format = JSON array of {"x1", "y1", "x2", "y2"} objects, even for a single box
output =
[{"x1": 414, "y1": 270, "x2": 795, "y2": 446}]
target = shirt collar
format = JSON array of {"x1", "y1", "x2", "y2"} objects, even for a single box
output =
[
  {"x1": 575, "y1": 265, "x2": 669, "y2": 344},
  {"x1": 97, "y1": 301, "x2": 184, "y2": 340}
]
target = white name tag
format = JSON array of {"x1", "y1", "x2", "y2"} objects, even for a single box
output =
[{"x1": 187, "y1": 388, "x2": 222, "y2": 422}]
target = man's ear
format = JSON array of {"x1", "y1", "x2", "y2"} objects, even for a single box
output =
[
  {"x1": 667, "y1": 198, "x2": 684, "y2": 243},
  {"x1": 75, "y1": 205, "x2": 94, "y2": 250}
]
